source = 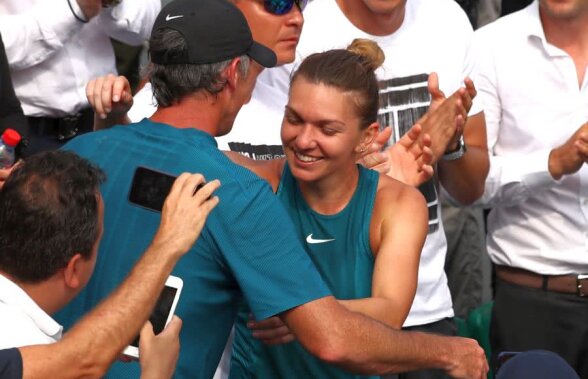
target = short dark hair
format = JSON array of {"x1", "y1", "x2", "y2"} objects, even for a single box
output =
[
  {"x1": 0, "y1": 151, "x2": 105, "y2": 283},
  {"x1": 146, "y1": 27, "x2": 250, "y2": 107}
]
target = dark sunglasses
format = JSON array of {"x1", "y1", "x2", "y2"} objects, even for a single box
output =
[{"x1": 264, "y1": 0, "x2": 308, "y2": 15}]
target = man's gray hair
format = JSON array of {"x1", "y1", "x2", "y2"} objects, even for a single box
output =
[{"x1": 146, "y1": 27, "x2": 251, "y2": 107}]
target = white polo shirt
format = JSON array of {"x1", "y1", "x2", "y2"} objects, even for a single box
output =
[{"x1": 0, "y1": 274, "x2": 62, "y2": 348}]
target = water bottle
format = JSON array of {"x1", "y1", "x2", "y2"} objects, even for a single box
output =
[{"x1": 0, "y1": 128, "x2": 22, "y2": 168}]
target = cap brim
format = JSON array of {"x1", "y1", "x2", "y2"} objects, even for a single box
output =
[{"x1": 248, "y1": 42, "x2": 277, "y2": 68}]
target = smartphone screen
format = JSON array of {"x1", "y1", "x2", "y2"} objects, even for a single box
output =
[
  {"x1": 129, "y1": 285, "x2": 178, "y2": 348},
  {"x1": 128, "y1": 166, "x2": 176, "y2": 212}
]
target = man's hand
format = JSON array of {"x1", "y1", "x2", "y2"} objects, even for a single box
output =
[
  {"x1": 357, "y1": 127, "x2": 393, "y2": 173},
  {"x1": 386, "y1": 123, "x2": 434, "y2": 186},
  {"x1": 444, "y1": 337, "x2": 489, "y2": 379},
  {"x1": 0, "y1": 161, "x2": 21, "y2": 190},
  {"x1": 248, "y1": 314, "x2": 295, "y2": 346},
  {"x1": 152, "y1": 173, "x2": 220, "y2": 257},
  {"x1": 549, "y1": 121, "x2": 588, "y2": 180},
  {"x1": 76, "y1": 0, "x2": 103, "y2": 20},
  {"x1": 419, "y1": 75, "x2": 476, "y2": 163},
  {"x1": 87, "y1": 74, "x2": 134, "y2": 129},
  {"x1": 359, "y1": 125, "x2": 434, "y2": 186},
  {"x1": 139, "y1": 317, "x2": 183, "y2": 379}
]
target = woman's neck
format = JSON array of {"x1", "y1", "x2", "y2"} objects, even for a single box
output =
[{"x1": 297, "y1": 164, "x2": 359, "y2": 215}]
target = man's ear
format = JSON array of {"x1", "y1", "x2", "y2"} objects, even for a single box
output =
[
  {"x1": 356, "y1": 122, "x2": 380, "y2": 153},
  {"x1": 225, "y1": 57, "x2": 244, "y2": 91},
  {"x1": 62, "y1": 253, "x2": 84, "y2": 289}
]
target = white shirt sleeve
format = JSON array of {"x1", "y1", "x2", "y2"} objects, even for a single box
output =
[
  {"x1": 97, "y1": 0, "x2": 161, "y2": 46},
  {"x1": 472, "y1": 29, "x2": 559, "y2": 208},
  {"x1": 0, "y1": 1, "x2": 83, "y2": 70}
]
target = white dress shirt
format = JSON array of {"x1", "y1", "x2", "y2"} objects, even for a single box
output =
[
  {"x1": 0, "y1": 0, "x2": 160, "y2": 117},
  {"x1": 474, "y1": 1, "x2": 588, "y2": 275},
  {"x1": 0, "y1": 274, "x2": 62, "y2": 348}
]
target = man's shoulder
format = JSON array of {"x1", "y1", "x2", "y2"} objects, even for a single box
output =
[{"x1": 0, "y1": 303, "x2": 55, "y2": 348}]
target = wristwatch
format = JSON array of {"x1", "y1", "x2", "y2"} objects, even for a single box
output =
[{"x1": 442, "y1": 136, "x2": 467, "y2": 161}]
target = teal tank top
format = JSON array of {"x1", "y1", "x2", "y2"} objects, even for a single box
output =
[{"x1": 230, "y1": 164, "x2": 380, "y2": 379}]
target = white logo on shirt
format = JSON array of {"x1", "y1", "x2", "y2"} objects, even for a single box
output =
[
  {"x1": 165, "y1": 14, "x2": 184, "y2": 21},
  {"x1": 306, "y1": 234, "x2": 335, "y2": 244}
]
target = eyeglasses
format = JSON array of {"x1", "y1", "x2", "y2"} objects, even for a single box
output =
[{"x1": 264, "y1": 0, "x2": 308, "y2": 15}]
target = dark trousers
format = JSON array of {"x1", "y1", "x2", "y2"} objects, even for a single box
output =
[
  {"x1": 25, "y1": 107, "x2": 94, "y2": 155},
  {"x1": 491, "y1": 278, "x2": 588, "y2": 378},
  {"x1": 382, "y1": 318, "x2": 457, "y2": 379}
]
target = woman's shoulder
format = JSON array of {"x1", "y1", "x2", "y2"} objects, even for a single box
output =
[{"x1": 375, "y1": 173, "x2": 426, "y2": 206}]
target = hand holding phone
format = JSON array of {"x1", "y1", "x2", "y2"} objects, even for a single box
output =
[
  {"x1": 123, "y1": 275, "x2": 183, "y2": 358},
  {"x1": 138, "y1": 316, "x2": 182, "y2": 378}
]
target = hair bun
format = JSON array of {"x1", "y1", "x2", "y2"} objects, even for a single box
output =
[{"x1": 347, "y1": 39, "x2": 385, "y2": 72}]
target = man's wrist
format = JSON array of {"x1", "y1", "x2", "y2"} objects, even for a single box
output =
[{"x1": 442, "y1": 136, "x2": 466, "y2": 161}]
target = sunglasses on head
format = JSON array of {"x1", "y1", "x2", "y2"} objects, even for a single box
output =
[{"x1": 264, "y1": 0, "x2": 308, "y2": 15}]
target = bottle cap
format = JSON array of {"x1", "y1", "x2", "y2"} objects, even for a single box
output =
[{"x1": 1, "y1": 129, "x2": 22, "y2": 147}]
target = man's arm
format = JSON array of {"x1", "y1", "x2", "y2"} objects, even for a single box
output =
[
  {"x1": 0, "y1": 0, "x2": 103, "y2": 70},
  {"x1": 19, "y1": 174, "x2": 220, "y2": 379},
  {"x1": 282, "y1": 296, "x2": 488, "y2": 379},
  {"x1": 97, "y1": 0, "x2": 160, "y2": 46},
  {"x1": 437, "y1": 111, "x2": 489, "y2": 204}
]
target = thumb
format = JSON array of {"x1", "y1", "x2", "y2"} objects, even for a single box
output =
[
  {"x1": 428, "y1": 72, "x2": 445, "y2": 100},
  {"x1": 160, "y1": 316, "x2": 183, "y2": 337},
  {"x1": 374, "y1": 127, "x2": 392, "y2": 148},
  {"x1": 139, "y1": 320, "x2": 155, "y2": 344}
]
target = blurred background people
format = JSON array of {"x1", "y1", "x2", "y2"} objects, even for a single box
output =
[
  {"x1": 473, "y1": 0, "x2": 588, "y2": 376},
  {"x1": 0, "y1": 0, "x2": 159, "y2": 154}
]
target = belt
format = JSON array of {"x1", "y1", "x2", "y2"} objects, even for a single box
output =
[
  {"x1": 26, "y1": 108, "x2": 93, "y2": 141},
  {"x1": 496, "y1": 265, "x2": 588, "y2": 297}
]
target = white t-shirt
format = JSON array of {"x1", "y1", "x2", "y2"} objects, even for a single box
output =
[
  {"x1": 261, "y1": 0, "x2": 479, "y2": 326},
  {"x1": 128, "y1": 0, "x2": 476, "y2": 327},
  {"x1": 129, "y1": 71, "x2": 287, "y2": 160},
  {"x1": 0, "y1": 274, "x2": 63, "y2": 348}
]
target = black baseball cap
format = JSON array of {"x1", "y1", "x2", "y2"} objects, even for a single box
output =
[{"x1": 150, "y1": 0, "x2": 277, "y2": 68}]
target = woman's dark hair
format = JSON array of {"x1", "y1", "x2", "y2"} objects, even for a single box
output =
[{"x1": 290, "y1": 38, "x2": 385, "y2": 129}]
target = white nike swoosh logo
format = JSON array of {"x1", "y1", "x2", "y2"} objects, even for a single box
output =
[
  {"x1": 306, "y1": 234, "x2": 335, "y2": 244},
  {"x1": 165, "y1": 14, "x2": 184, "y2": 21}
]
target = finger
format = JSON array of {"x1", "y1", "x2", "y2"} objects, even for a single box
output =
[
  {"x1": 193, "y1": 179, "x2": 221, "y2": 203},
  {"x1": 248, "y1": 316, "x2": 284, "y2": 330},
  {"x1": 399, "y1": 123, "x2": 423, "y2": 148},
  {"x1": 92, "y1": 76, "x2": 106, "y2": 118},
  {"x1": 421, "y1": 146, "x2": 434, "y2": 166},
  {"x1": 159, "y1": 315, "x2": 183, "y2": 337},
  {"x1": 101, "y1": 74, "x2": 116, "y2": 113},
  {"x1": 166, "y1": 172, "x2": 191, "y2": 202},
  {"x1": 360, "y1": 152, "x2": 389, "y2": 169},
  {"x1": 179, "y1": 173, "x2": 206, "y2": 197},
  {"x1": 373, "y1": 126, "x2": 392, "y2": 149},
  {"x1": 139, "y1": 320, "x2": 155, "y2": 344},
  {"x1": 428, "y1": 72, "x2": 445, "y2": 100},
  {"x1": 464, "y1": 76, "x2": 477, "y2": 98},
  {"x1": 112, "y1": 76, "x2": 128, "y2": 103},
  {"x1": 252, "y1": 325, "x2": 291, "y2": 340},
  {"x1": 86, "y1": 79, "x2": 96, "y2": 107},
  {"x1": 574, "y1": 139, "x2": 588, "y2": 158}
]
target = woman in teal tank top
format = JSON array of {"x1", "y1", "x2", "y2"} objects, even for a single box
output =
[{"x1": 226, "y1": 39, "x2": 430, "y2": 379}]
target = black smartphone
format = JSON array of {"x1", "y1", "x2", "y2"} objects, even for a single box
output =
[{"x1": 128, "y1": 166, "x2": 176, "y2": 212}]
